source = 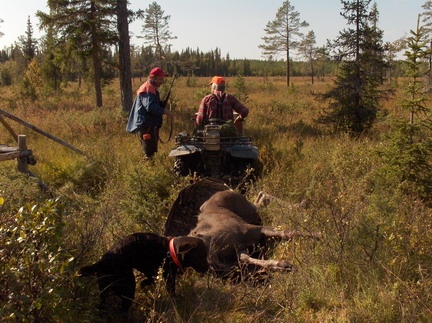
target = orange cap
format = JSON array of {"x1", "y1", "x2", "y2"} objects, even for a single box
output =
[{"x1": 209, "y1": 76, "x2": 225, "y2": 85}]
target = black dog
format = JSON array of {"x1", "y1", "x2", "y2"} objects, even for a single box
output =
[{"x1": 79, "y1": 232, "x2": 208, "y2": 315}]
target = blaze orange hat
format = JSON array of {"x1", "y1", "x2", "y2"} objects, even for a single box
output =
[
  {"x1": 209, "y1": 76, "x2": 225, "y2": 85},
  {"x1": 149, "y1": 67, "x2": 169, "y2": 76}
]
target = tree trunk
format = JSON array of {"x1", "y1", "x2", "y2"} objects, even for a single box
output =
[
  {"x1": 92, "y1": 53, "x2": 103, "y2": 107},
  {"x1": 311, "y1": 60, "x2": 314, "y2": 85},
  {"x1": 117, "y1": 0, "x2": 133, "y2": 112},
  {"x1": 356, "y1": 0, "x2": 360, "y2": 63},
  {"x1": 286, "y1": 48, "x2": 290, "y2": 87},
  {"x1": 429, "y1": 39, "x2": 432, "y2": 91},
  {"x1": 90, "y1": 1, "x2": 103, "y2": 107}
]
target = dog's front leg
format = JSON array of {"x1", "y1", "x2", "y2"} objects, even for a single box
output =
[{"x1": 163, "y1": 267, "x2": 177, "y2": 296}]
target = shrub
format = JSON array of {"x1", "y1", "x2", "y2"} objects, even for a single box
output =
[
  {"x1": 0, "y1": 199, "x2": 77, "y2": 321},
  {"x1": 233, "y1": 74, "x2": 249, "y2": 102}
]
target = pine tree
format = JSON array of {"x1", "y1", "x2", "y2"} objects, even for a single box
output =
[
  {"x1": 140, "y1": 2, "x2": 176, "y2": 64},
  {"x1": 37, "y1": 0, "x2": 118, "y2": 107},
  {"x1": 298, "y1": 31, "x2": 319, "y2": 84},
  {"x1": 318, "y1": 0, "x2": 386, "y2": 134},
  {"x1": 259, "y1": 1, "x2": 308, "y2": 86}
]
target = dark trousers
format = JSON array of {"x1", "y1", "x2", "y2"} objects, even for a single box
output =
[{"x1": 138, "y1": 126, "x2": 159, "y2": 158}]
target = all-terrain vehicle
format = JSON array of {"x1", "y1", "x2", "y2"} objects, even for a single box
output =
[{"x1": 169, "y1": 118, "x2": 261, "y2": 186}]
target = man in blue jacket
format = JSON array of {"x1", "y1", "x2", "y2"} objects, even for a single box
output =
[{"x1": 126, "y1": 67, "x2": 174, "y2": 159}]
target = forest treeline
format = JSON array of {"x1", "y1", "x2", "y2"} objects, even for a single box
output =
[
  {"x1": 0, "y1": 39, "x2": 394, "y2": 85},
  {"x1": 0, "y1": 0, "x2": 428, "y2": 131},
  {"x1": 0, "y1": 0, "x2": 408, "y2": 99}
]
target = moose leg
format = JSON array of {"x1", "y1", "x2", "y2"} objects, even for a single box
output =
[
  {"x1": 254, "y1": 192, "x2": 308, "y2": 210},
  {"x1": 254, "y1": 191, "x2": 271, "y2": 208},
  {"x1": 261, "y1": 227, "x2": 321, "y2": 240},
  {"x1": 239, "y1": 253, "x2": 293, "y2": 271}
]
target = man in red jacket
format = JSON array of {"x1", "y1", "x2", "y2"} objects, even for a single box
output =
[{"x1": 196, "y1": 76, "x2": 249, "y2": 128}]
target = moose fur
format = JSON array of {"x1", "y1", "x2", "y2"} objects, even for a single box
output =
[{"x1": 189, "y1": 190, "x2": 319, "y2": 276}]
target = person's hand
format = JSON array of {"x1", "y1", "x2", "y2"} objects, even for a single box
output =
[
  {"x1": 234, "y1": 115, "x2": 244, "y2": 123},
  {"x1": 164, "y1": 109, "x2": 174, "y2": 121}
]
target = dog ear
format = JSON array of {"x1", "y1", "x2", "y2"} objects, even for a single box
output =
[
  {"x1": 175, "y1": 236, "x2": 207, "y2": 256},
  {"x1": 175, "y1": 237, "x2": 200, "y2": 255}
]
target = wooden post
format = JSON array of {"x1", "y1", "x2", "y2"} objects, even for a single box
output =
[{"x1": 17, "y1": 135, "x2": 28, "y2": 174}]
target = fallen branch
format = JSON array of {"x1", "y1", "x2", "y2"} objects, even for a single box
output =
[{"x1": 0, "y1": 108, "x2": 90, "y2": 158}]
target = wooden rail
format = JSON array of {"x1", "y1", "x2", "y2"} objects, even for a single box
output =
[{"x1": 0, "y1": 108, "x2": 89, "y2": 158}]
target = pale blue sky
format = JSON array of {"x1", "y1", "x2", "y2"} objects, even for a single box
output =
[{"x1": 0, "y1": 0, "x2": 425, "y2": 59}]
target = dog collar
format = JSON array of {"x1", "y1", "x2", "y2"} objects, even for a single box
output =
[{"x1": 169, "y1": 238, "x2": 183, "y2": 268}]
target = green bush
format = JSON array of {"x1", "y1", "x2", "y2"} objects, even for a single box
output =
[
  {"x1": 0, "y1": 165, "x2": 42, "y2": 215},
  {"x1": 0, "y1": 199, "x2": 78, "y2": 321}
]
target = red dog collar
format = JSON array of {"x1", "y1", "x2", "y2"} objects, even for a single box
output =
[{"x1": 169, "y1": 238, "x2": 182, "y2": 268}]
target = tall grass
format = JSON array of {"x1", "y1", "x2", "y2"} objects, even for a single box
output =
[{"x1": 0, "y1": 76, "x2": 431, "y2": 322}]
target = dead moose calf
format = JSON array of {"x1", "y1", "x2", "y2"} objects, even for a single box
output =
[
  {"x1": 189, "y1": 190, "x2": 320, "y2": 276},
  {"x1": 79, "y1": 232, "x2": 208, "y2": 317}
]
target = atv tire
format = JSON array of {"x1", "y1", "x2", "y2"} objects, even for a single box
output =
[{"x1": 174, "y1": 154, "x2": 201, "y2": 176}]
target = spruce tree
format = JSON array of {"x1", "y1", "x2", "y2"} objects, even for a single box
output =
[
  {"x1": 402, "y1": 15, "x2": 430, "y2": 126},
  {"x1": 421, "y1": 0, "x2": 432, "y2": 90},
  {"x1": 37, "y1": 0, "x2": 118, "y2": 107},
  {"x1": 259, "y1": 1, "x2": 308, "y2": 86},
  {"x1": 318, "y1": 0, "x2": 386, "y2": 134},
  {"x1": 38, "y1": 27, "x2": 62, "y2": 92},
  {"x1": 378, "y1": 16, "x2": 432, "y2": 203},
  {"x1": 18, "y1": 16, "x2": 37, "y2": 65}
]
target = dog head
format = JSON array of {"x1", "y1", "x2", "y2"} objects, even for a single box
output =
[{"x1": 173, "y1": 236, "x2": 209, "y2": 273}]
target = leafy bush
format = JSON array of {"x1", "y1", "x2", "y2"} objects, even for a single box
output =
[
  {"x1": 0, "y1": 199, "x2": 78, "y2": 321},
  {"x1": 0, "y1": 60, "x2": 22, "y2": 86},
  {"x1": 119, "y1": 162, "x2": 177, "y2": 232},
  {"x1": 19, "y1": 60, "x2": 44, "y2": 101},
  {"x1": 185, "y1": 76, "x2": 198, "y2": 87},
  {"x1": 0, "y1": 165, "x2": 42, "y2": 215}
]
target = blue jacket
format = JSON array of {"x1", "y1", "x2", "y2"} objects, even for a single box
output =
[{"x1": 126, "y1": 80, "x2": 165, "y2": 133}]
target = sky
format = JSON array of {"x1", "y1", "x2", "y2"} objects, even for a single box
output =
[{"x1": 0, "y1": 0, "x2": 426, "y2": 60}]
